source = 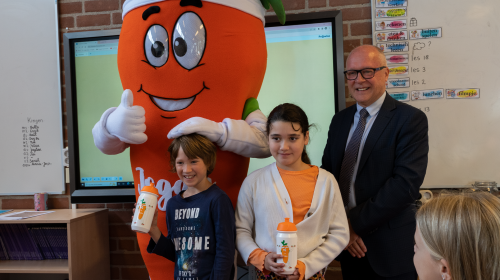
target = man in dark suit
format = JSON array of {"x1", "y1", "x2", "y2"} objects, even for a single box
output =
[{"x1": 321, "y1": 45, "x2": 428, "y2": 279}]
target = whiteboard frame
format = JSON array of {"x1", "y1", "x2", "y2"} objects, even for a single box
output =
[{"x1": 0, "y1": 0, "x2": 65, "y2": 195}]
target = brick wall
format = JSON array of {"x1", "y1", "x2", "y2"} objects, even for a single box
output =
[{"x1": 0, "y1": 0, "x2": 373, "y2": 279}]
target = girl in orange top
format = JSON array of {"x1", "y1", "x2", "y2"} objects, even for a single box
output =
[{"x1": 236, "y1": 104, "x2": 349, "y2": 280}]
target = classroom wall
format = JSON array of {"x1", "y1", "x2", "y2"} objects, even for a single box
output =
[{"x1": 0, "y1": 0, "x2": 372, "y2": 279}]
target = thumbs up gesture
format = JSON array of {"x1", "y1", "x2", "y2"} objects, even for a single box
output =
[{"x1": 105, "y1": 89, "x2": 147, "y2": 144}]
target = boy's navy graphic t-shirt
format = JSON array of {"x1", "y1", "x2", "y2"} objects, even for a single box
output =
[{"x1": 147, "y1": 184, "x2": 235, "y2": 280}]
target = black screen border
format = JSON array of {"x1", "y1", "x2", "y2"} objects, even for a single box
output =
[{"x1": 64, "y1": 29, "x2": 136, "y2": 204}]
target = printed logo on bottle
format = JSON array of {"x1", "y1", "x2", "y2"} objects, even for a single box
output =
[
  {"x1": 281, "y1": 240, "x2": 290, "y2": 264},
  {"x1": 138, "y1": 199, "x2": 147, "y2": 220}
]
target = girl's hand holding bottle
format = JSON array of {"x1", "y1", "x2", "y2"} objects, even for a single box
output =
[
  {"x1": 285, "y1": 268, "x2": 299, "y2": 280},
  {"x1": 264, "y1": 252, "x2": 286, "y2": 276}
]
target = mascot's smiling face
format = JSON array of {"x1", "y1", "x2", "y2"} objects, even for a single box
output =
[{"x1": 117, "y1": 0, "x2": 267, "y2": 129}]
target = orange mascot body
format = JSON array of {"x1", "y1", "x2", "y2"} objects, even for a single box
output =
[{"x1": 91, "y1": 0, "x2": 285, "y2": 279}]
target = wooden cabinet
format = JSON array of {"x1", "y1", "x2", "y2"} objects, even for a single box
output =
[{"x1": 0, "y1": 209, "x2": 110, "y2": 280}]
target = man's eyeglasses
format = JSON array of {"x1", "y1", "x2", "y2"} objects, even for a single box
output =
[{"x1": 343, "y1": 66, "x2": 387, "y2": 80}]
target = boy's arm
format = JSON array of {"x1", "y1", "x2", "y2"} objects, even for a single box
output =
[
  {"x1": 146, "y1": 233, "x2": 176, "y2": 262},
  {"x1": 210, "y1": 194, "x2": 236, "y2": 280},
  {"x1": 146, "y1": 207, "x2": 175, "y2": 262}
]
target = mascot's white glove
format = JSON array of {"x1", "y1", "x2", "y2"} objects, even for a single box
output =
[
  {"x1": 168, "y1": 117, "x2": 227, "y2": 146},
  {"x1": 106, "y1": 89, "x2": 147, "y2": 144},
  {"x1": 167, "y1": 110, "x2": 271, "y2": 158}
]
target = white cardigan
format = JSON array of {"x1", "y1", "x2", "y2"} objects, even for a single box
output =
[{"x1": 236, "y1": 163, "x2": 349, "y2": 279}]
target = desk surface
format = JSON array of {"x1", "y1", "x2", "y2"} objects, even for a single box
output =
[{"x1": 0, "y1": 209, "x2": 106, "y2": 224}]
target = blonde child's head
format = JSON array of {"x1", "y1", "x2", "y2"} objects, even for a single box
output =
[{"x1": 415, "y1": 191, "x2": 500, "y2": 280}]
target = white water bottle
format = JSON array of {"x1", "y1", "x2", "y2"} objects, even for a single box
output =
[
  {"x1": 131, "y1": 183, "x2": 159, "y2": 233},
  {"x1": 276, "y1": 218, "x2": 298, "y2": 274}
]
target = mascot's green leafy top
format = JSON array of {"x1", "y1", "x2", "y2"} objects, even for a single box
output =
[{"x1": 260, "y1": 0, "x2": 285, "y2": 24}]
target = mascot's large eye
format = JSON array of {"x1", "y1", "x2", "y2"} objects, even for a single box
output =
[
  {"x1": 172, "y1": 12, "x2": 206, "y2": 70},
  {"x1": 144, "y1": 24, "x2": 169, "y2": 67}
]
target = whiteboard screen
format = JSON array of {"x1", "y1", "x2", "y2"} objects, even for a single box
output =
[
  {"x1": 372, "y1": 0, "x2": 500, "y2": 188},
  {"x1": 0, "y1": 0, "x2": 64, "y2": 194}
]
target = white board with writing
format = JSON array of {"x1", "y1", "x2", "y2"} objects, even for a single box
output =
[
  {"x1": 0, "y1": 0, "x2": 64, "y2": 194},
  {"x1": 372, "y1": 0, "x2": 500, "y2": 188}
]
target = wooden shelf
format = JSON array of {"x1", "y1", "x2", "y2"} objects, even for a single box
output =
[
  {"x1": 0, "y1": 259, "x2": 69, "y2": 273},
  {"x1": 0, "y1": 209, "x2": 109, "y2": 280},
  {"x1": 0, "y1": 209, "x2": 104, "y2": 224}
]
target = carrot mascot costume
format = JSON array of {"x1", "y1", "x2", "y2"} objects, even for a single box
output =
[{"x1": 92, "y1": 0, "x2": 285, "y2": 278}]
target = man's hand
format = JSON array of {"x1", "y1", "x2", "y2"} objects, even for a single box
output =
[
  {"x1": 346, "y1": 237, "x2": 367, "y2": 258},
  {"x1": 167, "y1": 117, "x2": 226, "y2": 146},
  {"x1": 264, "y1": 252, "x2": 285, "y2": 275},
  {"x1": 106, "y1": 89, "x2": 147, "y2": 144},
  {"x1": 345, "y1": 220, "x2": 367, "y2": 258}
]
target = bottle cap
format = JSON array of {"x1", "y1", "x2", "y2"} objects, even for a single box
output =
[
  {"x1": 277, "y1": 218, "x2": 297, "y2": 231},
  {"x1": 141, "y1": 182, "x2": 159, "y2": 196}
]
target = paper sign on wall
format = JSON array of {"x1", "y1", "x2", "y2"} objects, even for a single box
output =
[
  {"x1": 378, "y1": 42, "x2": 409, "y2": 53},
  {"x1": 386, "y1": 54, "x2": 409, "y2": 64},
  {"x1": 446, "y1": 88, "x2": 480, "y2": 99},
  {"x1": 375, "y1": 20, "x2": 407, "y2": 31},
  {"x1": 389, "y1": 65, "x2": 409, "y2": 75},
  {"x1": 387, "y1": 78, "x2": 410, "y2": 88},
  {"x1": 375, "y1": 0, "x2": 408, "y2": 8},
  {"x1": 389, "y1": 92, "x2": 410, "y2": 102},
  {"x1": 377, "y1": 31, "x2": 408, "y2": 42},
  {"x1": 375, "y1": 7, "x2": 407, "y2": 18},
  {"x1": 411, "y1": 89, "x2": 444, "y2": 100},
  {"x1": 409, "y1": 28, "x2": 442, "y2": 39}
]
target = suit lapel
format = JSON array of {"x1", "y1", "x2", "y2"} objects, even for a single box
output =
[
  {"x1": 357, "y1": 94, "x2": 397, "y2": 176},
  {"x1": 333, "y1": 106, "x2": 357, "y2": 176}
]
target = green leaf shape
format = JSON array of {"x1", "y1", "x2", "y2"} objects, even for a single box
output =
[
  {"x1": 281, "y1": 240, "x2": 288, "y2": 246},
  {"x1": 242, "y1": 98, "x2": 260, "y2": 120},
  {"x1": 260, "y1": 0, "x2": 270, "y2": 9},
  {"x1": 260, "y1": 0, "x2": 286, "y2": 25}
]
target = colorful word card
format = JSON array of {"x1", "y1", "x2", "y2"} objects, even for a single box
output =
[
  {"x1": 386, "y1": 54, "x2": 409, "y2": 64},
  {"x1": 389, "y1": 65, "x2": 409, "y2": 75},
  {"x1": 446, "y1": 88, "x2": 480, "y2": 99},
  {"x1": 409, "y1": 28, "x2": 442, "y2": 39},
  {"x1": 375, "y1": 20, "x2": 407, "y2": 31},
  {"x1": 376, "y1": 0, "x2": 408, "y2": 8},
  {"x1": 387, "y1": 78, "x2": 410, "y2": 88},
  {"x1": 389, "y1": 92, "x2": 410, "y2": 102},
  {"x1": 378, "y1": 42, "x2": 409, "y2": 53},
  {"x1": 376, "y1": 31, "x2": 408, "y2": 42},
  {"x1": 375, "y1": 7, "x2": 407, "y2": 18},
  {"x1": 411, "y1": 89, "x2": 444, "y2": 100}
]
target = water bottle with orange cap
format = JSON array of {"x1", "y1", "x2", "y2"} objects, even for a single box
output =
[
  {"x1": 131, "y1": 182, "x2": 159, "y2": 233},
  {"x1": 276, "y1": 217, "x2": 298, "y2": 274}
]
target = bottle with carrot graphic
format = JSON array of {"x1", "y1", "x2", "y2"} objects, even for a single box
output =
[
  {"x1": 138, "y1": 199, "x2": 147, "y2": 220},
  {"x1": 131, "y1": 183, "x2": 159, "y2": 233},
  {"x1": 276, "y1": 218, "x2": 297, "y2": 274}
]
